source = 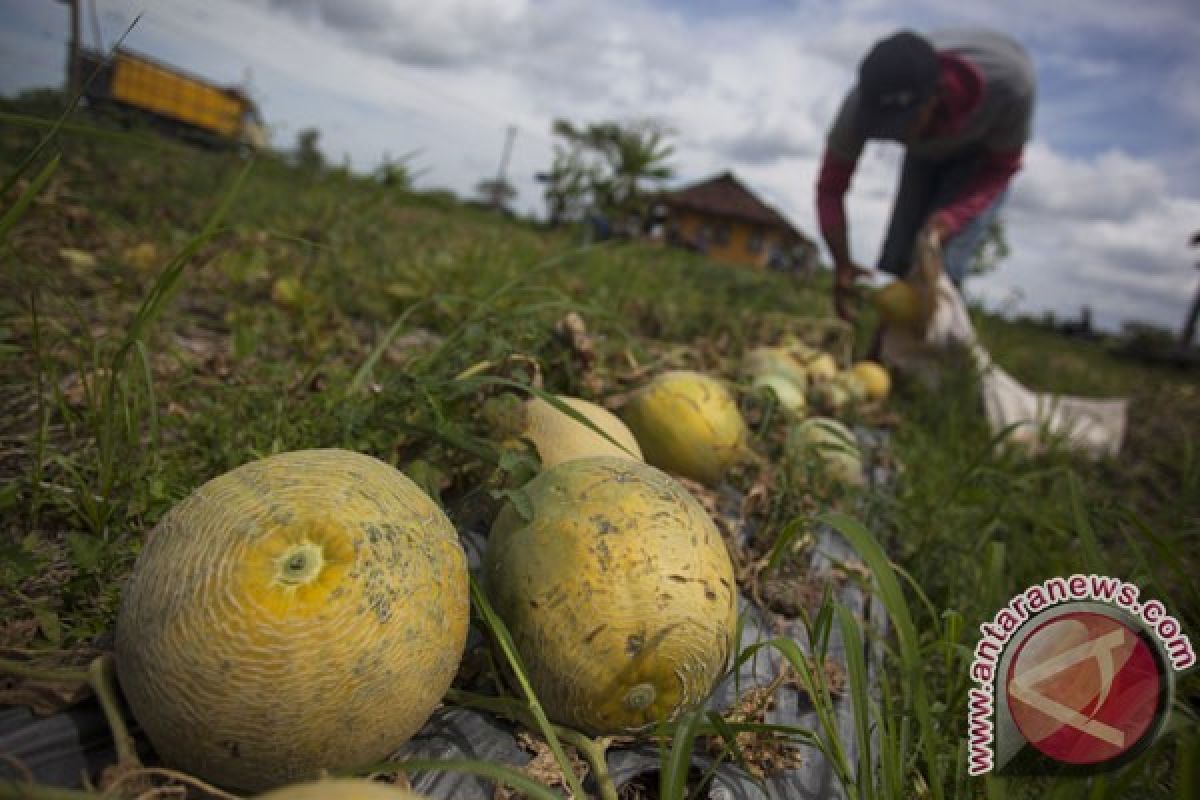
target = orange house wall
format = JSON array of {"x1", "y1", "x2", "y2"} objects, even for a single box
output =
[{"x1": 673, "y1": 210, "x2": 783, "y2": 269}]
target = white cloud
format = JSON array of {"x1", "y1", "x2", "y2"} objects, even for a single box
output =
[
  {"x1": 3, "y1": 0, "x2": 1198, "y2": 332},
  {"x1": 1013, "y1": 145, "x2": 1168, "y2": 222}
]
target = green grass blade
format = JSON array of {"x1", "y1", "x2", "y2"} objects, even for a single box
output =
[
  {"x1": 660, "y1": 707, "x2": 704, "y2": 800},
  {"x1": 468, "y1": 576, "x2": 586, "y2": 799},
  {"x1": 0, "y1": 154, "x2": 59, "y2": 244},
  {"x1": 836, "y1": 604, "x2": 874, "y2": 800},
  {"x1": 1, "y1": 15, "x2": 142, "y2": 196},
  {"x1": 820, "y1": 511, "x2": 944, "y2": 800}
]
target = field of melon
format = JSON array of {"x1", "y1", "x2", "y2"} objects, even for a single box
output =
[{"x1": 1, "y1": 96, "x2": 1197, "y2": 799}]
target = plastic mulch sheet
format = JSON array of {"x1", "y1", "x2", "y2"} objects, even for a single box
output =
[{"x1": 0, "y1": 429, "x2": 891, "y2": 799}]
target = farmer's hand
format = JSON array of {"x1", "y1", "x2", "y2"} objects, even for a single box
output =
[
  {"x1": 921, "y1": 213, "x2": 953, "y2": 248},
  {"x1": 833, "y1": 259, "x2": 871, "y2": 321}
]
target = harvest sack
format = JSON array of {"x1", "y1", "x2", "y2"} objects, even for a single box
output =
[{"x1": 879, "y1": 243, "x2": 1127, "y2": 460}]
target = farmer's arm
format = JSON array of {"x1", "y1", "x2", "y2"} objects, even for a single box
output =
[
  {"x1": 926, "y1": 147, "x2": 1023, "y2": 240},
  {"x1": 817, "y1": 90, "x2": 869, "y2": 319},
  {"x1": 817, "y1": 150, "x2": 858, "y2": 266}
]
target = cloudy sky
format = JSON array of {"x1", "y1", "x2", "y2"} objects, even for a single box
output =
[{"x1": 3, "y1": 0, "x2": 1199, "y2": 332}]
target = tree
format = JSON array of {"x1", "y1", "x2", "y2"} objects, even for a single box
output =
[
  {"x1": 968, "y1": 217, "x2": 1010, "y2": 277},
  {"x1": 475, "y1": 177, "x2": 517, "y2": 212},
  {"x1": 538, "y1": 118, "x2": 675, "y2": 228},
  {"x1": 375, "y1": 149, "x2": 425, "y2": 189},
  {"x1": 293, "y1": 127, "x2": 325, "y2": 171}
]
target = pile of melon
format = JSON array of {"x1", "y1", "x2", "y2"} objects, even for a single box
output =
[{"x1": 106, "y1": 329, "x2": 887, "y2": 794}]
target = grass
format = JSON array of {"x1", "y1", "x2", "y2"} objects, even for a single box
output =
[{"x1": 1, "y1": 92, "x2": 1197, "y2": 799}]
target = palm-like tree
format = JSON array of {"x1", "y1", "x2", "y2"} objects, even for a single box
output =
[{"x1": 545, "y1": 119, "x2": 675, "y2": 226}]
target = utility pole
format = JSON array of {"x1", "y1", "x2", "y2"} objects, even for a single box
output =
[
  {"x1": 57, "y1": 0, "x2": 81, "y2": 96},
  {"x1": 1181, "y1": 231, "x2": 1200, "y2": 349},
  {"x1": 491, "y1": 124, "x2": 517, "y2": 211}
]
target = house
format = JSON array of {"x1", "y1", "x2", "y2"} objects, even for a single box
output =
[{"x1": 658, "y1": 171, "x2": 818, "y2": 273}]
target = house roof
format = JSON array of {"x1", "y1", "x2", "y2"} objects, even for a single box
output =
[{"x1": 661, "y1": 171, "x2": 811, "y2": 243}]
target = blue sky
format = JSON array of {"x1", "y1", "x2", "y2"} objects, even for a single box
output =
[{"x1": 3, "y1": 0, "x2": 1199, "y2": 333}]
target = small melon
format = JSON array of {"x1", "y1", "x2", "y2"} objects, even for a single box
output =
[
  {"x1": 752, "y1": 373, "x2": 807, "y2": 417},
  {"x1": 256, "y1": 779, "x2": 426, "y2": 799},
  {"x1": 851, "y1": 361, "x2": 891, "y2": 402},
  {"x1": 523, "y1": 394, "x2": 642, "y2": 467},
  {"x1": 741, "y1": 347, "x2": 808, "y2": 391},
  {"x1": 484, "y1": 457, "x2": 737, "y2": 735},
  {"x1": 812, "y1": 381, "x2": 853, "y2": 416},
  {"x1": 802, "y1": 352, "x2": 839, "y2": 383},
  {"x1": 116, "y1": 449, "x2": 470, "y2": 791},
  {"x1": 872, "y1": 281, "x2": 922, "y2": 330},
  {"x1": 786, "y1": 418, "x2": 864, "y2": 488},
  {"x1": 620, "y1": 370, "x2": 747, "y2": 485},
  {"x1": 834, "y1": 371, "x2": 869, "y2": 404},
  {"x1": 270, "y1": 276, "x2": 309, "y2": 310}
]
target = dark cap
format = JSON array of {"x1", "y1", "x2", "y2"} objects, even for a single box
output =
[{"x1": 856, "y1": 31, "x2": 940, "y2": 140}]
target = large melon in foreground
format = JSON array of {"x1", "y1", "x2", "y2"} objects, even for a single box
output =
[
  {"x1": 484, "y1": 457, "x2": 737, "y2": 735},
  {"x1": 115, "y1": 449, "x2": 470, "y2": 792},
  {"x1": 620, "y1": 370, "x2": 747, "y2": 485}
]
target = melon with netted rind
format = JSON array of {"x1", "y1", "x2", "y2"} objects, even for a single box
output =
[
  {"x1": 116, "y1": 448, "x2": 469, "y2": 792},
  {"x1": 620, "y1": 370, "x2": 747, "y2": 485},
  {"x1": 256, "y1": 779, "x2": 427, "y2": 799},
  {"x1": 522, "y1": 394, "x2": 642, "y2": 467},
  {"x1": 484, "y1": 456, "x2": 737, "y2": 736}
]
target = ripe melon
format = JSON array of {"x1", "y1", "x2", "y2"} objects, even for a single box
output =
[
  {"x1": 620, "y1": 370, "x2": 747, "y2": 485},
  {"x1": 484, "y1": 457, "x2": 738, "y2": 735},
  {"x1": 741, "y1": 347, "x2": 808, "y2": 391},
  {"x1": 834, "y1": 371, "x2": 869, "y2": 404},
  {"x1": 522, "y1": 394, "x2": 643, "y2": 467},
  {"x1": 752, "y1": 373, "x2": 807, "y2": 417},
  {"x1": 786, "y1": 418, "x2": 864, "y2": 488},
  {"x1": 851, "y1": 361, "x2": 891, "y2": 402},
  {"x1": 256, "y1": 779, "x2": 426, "y2": 799},
  {"x1": 115, "y1": 449, "x2": 469, "y2": 792},
  {"x1": 802, "y1": 352, "x2": 839, "y2": 383},
  {"x1": 872, "y1": 281, "x2": 921, "y2": 330}
]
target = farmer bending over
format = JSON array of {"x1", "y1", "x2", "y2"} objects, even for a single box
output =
[{"x1": 816, "y1": 29, "x2": 1036, "y2": 320}]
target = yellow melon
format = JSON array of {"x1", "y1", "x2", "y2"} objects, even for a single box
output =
[
  {"x1": 115, "y1": 449, "x2": 469, "y2": 792},
  {"x1": 872, "y1": 281, "x2": 922, "y2": 330},
  {"x1": 803, "y1": 352, "x2": 839, "y2": 383},
  {"x1": 834, "y1": 371, "x2": 869, "y2": 404},
  {"x1": 851, "y1": 361, "x2": 891, "y2": 402},
  {"x1": 620, "y1": 370, "x2": 747, "y2": 485},
  {"x1": 786, "y1": 418, "x2": 864, "y2": 488},
  {"x1": 256, "y1": 779, "x2": 426, "y2": 799},
  {"x1": 741, "y1": 347, "x2": 808, "y2": 392},
  {"x1": 484, "y1": 457, "x2": 737, "y2": 736},
  {"x1": 522, "y1": 394, "x2": 642, "y2": 467}
]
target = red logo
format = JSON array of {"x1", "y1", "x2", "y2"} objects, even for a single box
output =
[{"x1": 1005, "y1": 611, "x2": 1163, "y2": 765}]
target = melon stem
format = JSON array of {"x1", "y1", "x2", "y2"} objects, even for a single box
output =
[
  {"x1": 445, "y1": 688, "x2": 617, "y2": 800},
  {"x1": 86, "y1": 654, "x2": 140, "y2": 770},
  {"x1": 0, "y1": 654, "x2": 141, "y2": 775}
]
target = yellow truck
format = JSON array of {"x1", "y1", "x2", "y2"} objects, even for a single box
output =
[{"x1": 78, "y1": 48, "x2": 265, "y2": 148}]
